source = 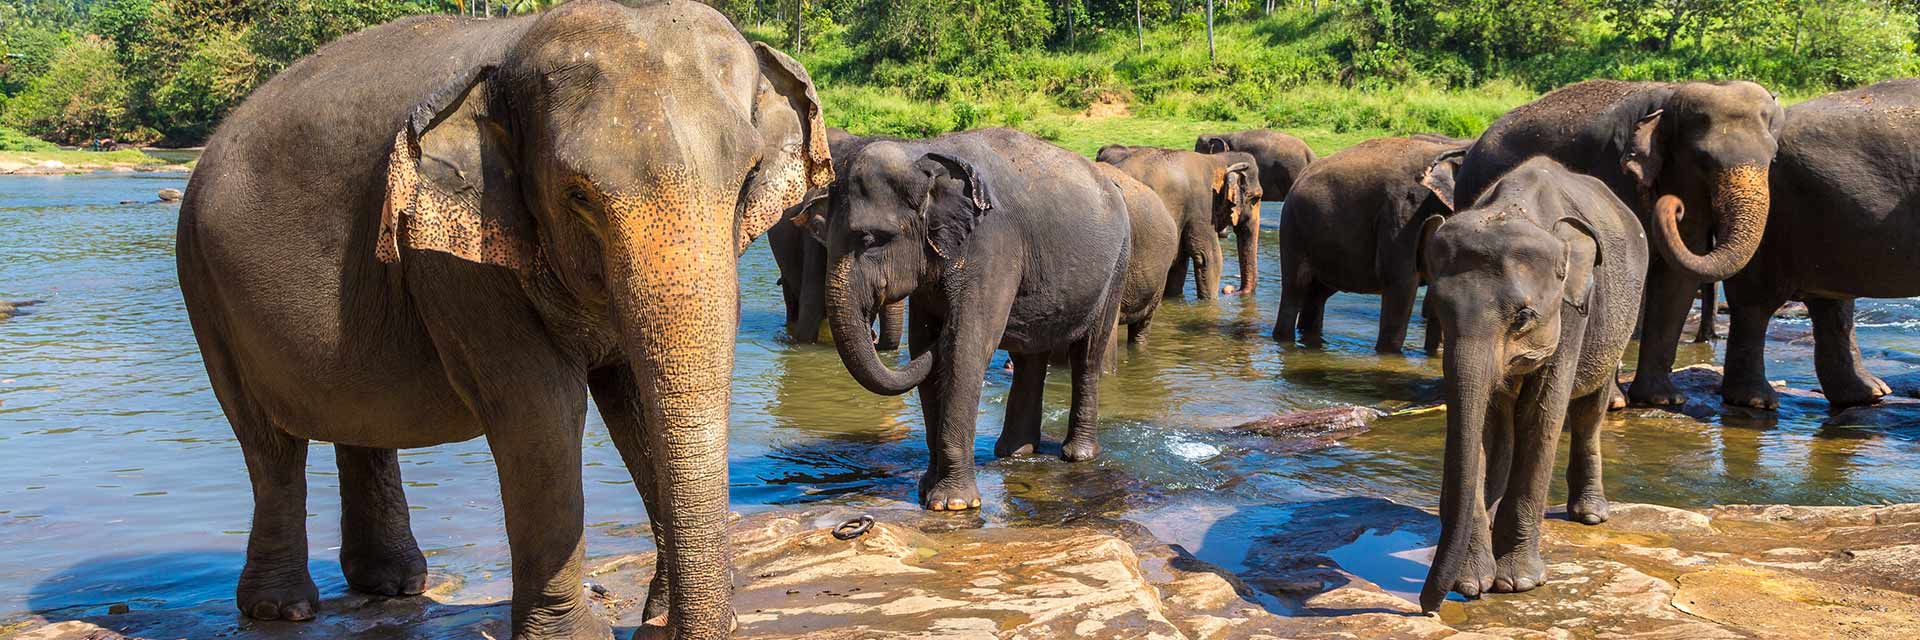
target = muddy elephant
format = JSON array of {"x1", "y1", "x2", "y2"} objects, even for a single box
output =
[
  {"x1": 1719, "y1": 78, "x2": 1920, "y2": 409},
  {"x1": 1195, "y1": 130, "x2": 1316, "y2": 296},
  {"x1": 1453, "y1": 79, "x2": 1781, "y2": 407},
  {"x1": 174, "y1": 3, "x2": 830, "y2": 638},
  {"x1": 1094, "y1": 162, "x2": 1181, "y2": 344},
  {"x1": 769, "y1": 128, "x2": 904, "y2": 348},
  {"x1": 1101, "y1": 147, "x2": 1261, "y2": 301},
  {"x1": 1418, "y1": 157, "x2": 1648, "y2": 612},
  {"x1": 1273, "y1": 136, "x2": 1468, "y2": 353},
  {"x1": 797, "y1": 128, "x2": 1130, "y2": 511}
]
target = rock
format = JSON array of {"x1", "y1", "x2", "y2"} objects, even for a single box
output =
[
  {"x1": 0, "y1": 300, "x2": 39, "y2": 321},
  {"x1": 105, "y1": 604, "x2": 128, "y2": 615},
  {"x1": 155, "y1": 188, "x2": 183, "y2": 202},
  {"x1": 36, "y1": 160, "x2": 66, "y2": 170},
  {"x1": 1824, "y1": 397, "x2": 1920, "y2": 430},
  {"x1": 1233, "y1": 405, "x2": 1382, "y2": 439}
]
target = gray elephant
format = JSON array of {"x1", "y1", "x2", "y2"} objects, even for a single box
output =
[
  {"x1": 1453, "y1": 79, "x2": 1781, "y2": 407},
  {"x1": 174, "y1": 3, "x2": 830, "y2": 638},
  {"x1": 1194, "y1": 130, "x2": 1317, "y2": 296},
  {"x1": 1273, "y1": 136, "x2": 1468, "y2": 353},
  {"x1": 769, "y1": 128, "x2": 904, "y2": 348},
  {"x1": 1417, "y1": 157, "x2": 1648, "y2": 612},
  {"x1": 1720, "y1": 78, "x2": 1920, "y2": 409},
  {"x1": 1098, "y1": 146, "x2": 1261, "y2": 301},
  {"x1": 1094, "y1": 162, "x2": 1181, "y2": 344},
  {"x1": 795, "y1": 128, "x2": 1131, "y2": 511}
]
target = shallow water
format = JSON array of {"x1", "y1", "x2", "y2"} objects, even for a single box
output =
[{"x1": 3, "y1": 174, "x2": 1917, "y2": 621}]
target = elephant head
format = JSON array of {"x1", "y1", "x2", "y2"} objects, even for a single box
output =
[
  {"x1": 1095, "y1": 143, "x2": 1137, "y2": 165},
  {"x1": 1210, "y1": 152, "x2": 1261, "y2": 233},
  {"x1": 1195, "y1": 134, "x2": 1232, "y2": 154},
  {"x1": 1622, "y1": 81, "x2": 1782, "y2": 282},
  {"x1": 1414, "y1": 205, "x2": 1605, "y2": 611},
  {"x1": 375, "y1": 2, "x2": 830, "y2": 634},
  {"x1": 795, "y1": 142, "x2": 994, "y2": 395}
]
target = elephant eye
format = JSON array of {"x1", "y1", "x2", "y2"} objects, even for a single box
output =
[
  {"x1": 1510, "y1": 307, "x2": 1540, "y2": 333},
  {"x1": 859, "y1": 231, "x2": 877, "y2": 249},
  {"x1": 567, "y1": 184, "x2": 596, "y2": 210}
]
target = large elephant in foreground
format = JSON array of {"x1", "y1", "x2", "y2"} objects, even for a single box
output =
[
  {"x1": 1099, "y1": 146, "x2": 1261, "y2": 300},
  {"x1": 798, "y1": 128, "x2": 1130, "y2": 511},
  {"x1": 1720, "y1": 78, "x2": 1920, "y2": 409},
  {"x1": 1195, "y1": 129, "x2": 1317, "y2": 296},
  {"x1": 1418, "y1": 157, "x2": 1648, "y2": 612},
  {"x1": 175, "y1": 3, "x2": 829, "y2": 638},
  {"x1": 1453, "y1": 80, "x2": 1781, "y2": 407},
  {"x1": 1273, "y1": 135, "x2": 1467, "y2": 353},
  {"x1": 769, "y1": 128, "x2": 904, "y2": 348}
]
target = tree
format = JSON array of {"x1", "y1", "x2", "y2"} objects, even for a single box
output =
[
  {"x1": 3, "y1": 35, "x2": 132, "y2": 144},
  {"x1": 1205, "y1": 0, "x2": 1215, "y2": 61}
]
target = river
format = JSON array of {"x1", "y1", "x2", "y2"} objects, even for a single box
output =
[{"x1": 2, "y1": 172, "x2": 1916, "y2": 621}]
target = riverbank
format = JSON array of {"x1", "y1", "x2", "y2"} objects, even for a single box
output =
[{"x1": 0, "y1": 150, "x2": 190, "y2": 176}]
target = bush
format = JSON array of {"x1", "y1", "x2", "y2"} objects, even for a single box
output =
[
  {"x1": 151, "y1": 25, "x2": 264, "y2": 143},
  {"x1": 3, "y1": 35, "x2": 132, "y2": 145},
  {"x1": 0, "y1": 126, "x2": 61, "y2": 151}
]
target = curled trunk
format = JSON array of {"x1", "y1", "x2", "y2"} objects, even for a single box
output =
[
  {"x1": 826, "y1": 254, "x2": 930, "y2": 395},
  {"x1": 1650, "y1": 166, "x2": 1769, "y2": 283},
  {"x1": 1421, "y1": 333, "x2": 1497, "y2": 612}
]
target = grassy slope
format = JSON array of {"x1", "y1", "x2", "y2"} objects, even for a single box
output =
[{"x1": 0, "y1": 126, "x2": 172, "y2": 169}]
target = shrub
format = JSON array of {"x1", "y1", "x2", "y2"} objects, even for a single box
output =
[{"x1": 3, "y1": 35, "x2": 132, "y2": 145}]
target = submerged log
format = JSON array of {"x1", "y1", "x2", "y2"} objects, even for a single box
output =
[{"x1": 1233, "y1": 405, "x2": 1383, "y2": 439}]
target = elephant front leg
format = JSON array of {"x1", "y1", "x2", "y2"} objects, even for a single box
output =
[
  {"x1": 1722, "y1": 295, "x2": 1784, "y2": 409},
  {"x1": 588, "y1": 366, "x2": 673, "y2": 625},
  {"x1": 1376, "y1": 277, "x2": 1419, "y2": 355},
  {"x1": 1809, "y1": 298, "x2": 1891, "y2": 408},
  {"x1": 1490, "y1": 367, "x2": 1577, "y2": 594},
  {"x1": 485, "y1": 397, "x2": 609, "y2": 638},
  {"x1": 336, "y1": 444, "x2": 428, "y2": 598},
  {"x1": 1626, "y1": 271, "x2": 1696, "y2": 406},
  {"x1": 997, "y1": 353, "x2": 1048, "y2": 458},
  {"x1": 1564, "y1": 390, "x2": 1612, "y2": 525}
]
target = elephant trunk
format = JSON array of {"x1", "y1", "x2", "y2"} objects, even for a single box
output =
[
  {"x1": 826, "y1": 254, "x2": 930, "y2": 395},
  {"x1": 876, "y1": 300, "x2": 906, "y2": 351},
  {"x1": 1650, "y1": 165, "x2": 1768, "y2": 283},
  {"x1": 603, "y1": 197, "x2": 737, "y2": 638},
  {"x1": 1230, "y1": 213, "x2": 1259, "y2": 295},
  {"x1": 1421, "y1": 331, "x2": 1498, "y2": 613}
]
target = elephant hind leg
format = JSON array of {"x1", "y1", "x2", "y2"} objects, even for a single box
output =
[
  {"x1": 1274, "y1": 257, "x2": 1311, "y2": 343},
  {"x1": 199, "y1": 341, "x2": 319, "y2": 621},
  {"x1": 1063, "y1": 319, "x2": 1115, "y2": 463},
  {"x1": 1298, "y1": 282, "x2": 1336, "y2": 347},
  {"x1": 997, "y1": 353, "x2": 1048, "y2": 458},
  {"x1": 336, "y1": 445, "x2": 428, "y2": 597},
  {"x1": 1809, "y1": 298, "x2": 1891, "y2": 407},
  {"x1": 1564, "y1": 389, "x2": 1612, "y2": 525}
]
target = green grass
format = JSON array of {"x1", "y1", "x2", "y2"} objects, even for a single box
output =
[
  {"x1": 0, "y1": 126, "x2": 61, "y2": 152},
  {"x1": 0, "y1": 147, "x2": 169, "y2": 168}
]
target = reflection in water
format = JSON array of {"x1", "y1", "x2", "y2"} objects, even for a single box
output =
[{"x1": 5, "y1": 192, "x2": 1920, "y2": 622}]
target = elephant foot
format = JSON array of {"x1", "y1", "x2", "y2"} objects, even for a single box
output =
[
  {"x1": 920, "y1": 476, "x2": 982, "y2": 511},
  {"x1": 1721, "y1": 375, "x2": 1780, "y2": 410},
  {"x1": 1822, "y1": 371, "x2": 1891, "y2": 408},
  {"x1": 632, "y1": 611, "x2": 737, "y2": 640},
  {"x1": 993, "y1": 437, "x2": 1037, "y2": 458},
  {"x1": 1373, "y1": 341, "x2": 1404, "y2": 356},
  {"x1": 1568, "y1": 494, "x2": 1610, "y2": 525},
  {"x1": 1422, "y1": 546, "x2": 1496, "y2": 611},
  {"x1": 1626, "y1": 376, "x2": 1688, "y2": 407},
  {"x1": 236, "y1": 563, "x2": 320, "y2": 621},
  {"x1": 1061, "y1": 436, "x2": 1100, "y2": 462},
  {"x1": 341, "y1": 543, "x2": 428, "y2": 597},
  {"x1": 1490, "y1": 550, "x2": 1546, "y2": 593},
  {"x1": 517, "y1": 604, "x2": 613, "y2": 639},
  {"x1": 1608, "y1": 384, "x2": 1627, "y2": 411}
]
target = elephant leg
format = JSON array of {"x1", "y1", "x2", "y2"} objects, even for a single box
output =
[
  {"x1": 1480, "y1": 389, "x2": 1516, "y2": 520},
  {"x1": 920, "y1": 298, "x2": 1008, "y2": 511},
  {"x1": 875, "y1": 300, "x2": 905, "y2": 351},
  {"x1": 587, "y1": 365, "x2": 672, "y2": 624},
  {"x1": 1722, "y1": 294, "x2": 1785, "y2": 409},
  {"x1": 1422, "y1": 291, "x2": 1443, "y2": 354},
  {"x1": 1626, "y1": 271, "x2": 1696, "y2": 406},
  {"x1": 1377, "y1": 277, "x2": 1418, "y2": 355},
  {"x1": 1164, "y1": 248, "x2": 1190, "y2": 300},
  {"x1": 1693, "y1": 283, "x2": 1718, "y2": 342},
  {"x1": 1064, "y1": 303, "x2": 1120, "y2": 462},
  {"x1": 1490, "y1": 368, "x2": 1575, "y2": 594},
  {"x1": 1128, "y1": 314, "x2": 1154, "y2": 344},
  {"x1": 997, "y1": 352, "x2": 1048, "y2": 458},
  {"x1": 232, "y1": 406, "x2": 319, "y2": 621},
  {"x1": 1809, "y1": 298, "x2": 1891, "y2": 407},
  {"x1": 794, "y1": 241, "x2": 829, "y2": 343},
  {"x1": 335, "y1": 444, "x2": 428, "y2": 598},
  {"x1": 1298, "y1": 282, "x2": 1336, "y2": 347},
  {"x1": 479, "y1": 378, "x2": 603, "y2": 638},
  {"x1": 1273, "y1": 255, "x2": 1308, "y2": 342},
  {"x1": 1565, "y1": 389, "x2": 1612, "y2": 525}
]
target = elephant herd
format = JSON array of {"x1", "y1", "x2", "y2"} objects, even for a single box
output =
[{"x1": 168, "y1": 1, "x2": 1920, "y2": 637}]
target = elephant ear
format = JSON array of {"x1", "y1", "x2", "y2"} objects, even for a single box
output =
[
  {"x1": 1414, "y1": 214, "x2": 1448, "y2": 283},
  {"x1": 1211, "y1": 161, "x2": 1252, "y2": 228},
  {"x1": 1554, "y1": 216, "x2": 1604, "y2": 316},
  {"x1": 1197, "y1": 135, "x2": 1231, "y2": 154},
  {"x1": 737, "y1": 42, "x2": 834, "y2": 256},
  {"x1": 1095, "y1": 144, "x2": 1132, "y2": 165},
  {"x1": 1420, "y1": 147, "x2": 1467, "y2": 212},
  {"x1": 913, "y1": 152, "x2": 994, "y2": 260},
  {"x1": 1621, "y1": 109, "x2": 1665, "y2": 199},
  {"x1": 378, "y1": 65, "x2": 535, "y2": 271},
  {"x1": 788, "y1": 187, "x2": 832, "y2": 244}
]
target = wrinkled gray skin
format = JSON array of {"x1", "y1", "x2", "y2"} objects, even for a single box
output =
[
  {"x1": 1095, "y1": 162, "x2": 1181, "y2": 343},
  {"x1": 1274, "y1": 136, "x2": 1467, "y2": 353},
  {"x1": 1195, "y1": 129, "x2": 1318, "y2": 296},
  {"x1": 1721, "y1": 78, "x2": 1920, "y2": 410},
  {"x1": 1418, "y1": 157, "x2": 1648, "y2": 612},
  {"x1": 769, "y1": 128, "x2": 904, "y2": 348},
  {"x1": 803, "y1": 128, "x2": 1131, "y2": 511},
  {"x1": 1454, "y1": 80, "x2": 1781, "y2": 407},
  {"x1": 1097, "y1": 145, "x2": 1261, "y2": 300},
  {"x1": 174, "y1": 3, "x2": 830, "y2": 638}
]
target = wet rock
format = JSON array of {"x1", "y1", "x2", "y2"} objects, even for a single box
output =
[
  {"x1": 1232, "y1": 405, "x2": 1382, "y2": 440},
  {"x1": 155, "y1": 189, "x2": 182, "y2": 202},
  {"x1": 1825, "y1": 397, "x2": 1920, "y2": 429}
]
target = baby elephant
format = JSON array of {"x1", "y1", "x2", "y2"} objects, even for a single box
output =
[
  {"x1": 1417, "y1": 157, "x2": 1647, "y2": 611},
  {"x1": 798, "y1": 128, "x2": 1132, "y2": 511}
]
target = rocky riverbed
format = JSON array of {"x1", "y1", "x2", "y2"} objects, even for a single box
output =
[{"x1": 9, "y1": 498, "x2": 1918, "y2": 639}]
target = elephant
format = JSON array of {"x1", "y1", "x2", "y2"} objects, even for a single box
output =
[
  {"x1": 768, "y1": 128, "x2": 904, "y2": 348},
  {"x1": 173, "y1": 3, "x2": 830, "y2": 638},
  {"x1": 1100, "y1": 146, "x2": 1261, "y2": 301},
  {"x1": 1272, "y1": 135, "x2": 1469, "y2": 353},
  {"x1": 1094, "y1": 162, "x2": 1181, "y2": 344},
  {"x1": 1719, "y1": 78, "x2": 1920, "y2": 409},
  {"x1": 795, "y1": 128, "x2": 1131, "y2": 511},
  {"x1": 1452, "y1": 79, "x2": 1781, "y2": 407},
  {"x1": 1417, "y1": 157, "x2": 1648, "y2": 612},
  {"x1": 1195, "y1": 129, "x2": 1318, "y2": 296}
]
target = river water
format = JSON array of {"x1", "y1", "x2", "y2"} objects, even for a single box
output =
[{"x1": 3, "y1": 173, "x2": 1917, "y2": 622}]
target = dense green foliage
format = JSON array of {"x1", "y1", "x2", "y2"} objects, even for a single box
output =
[{"x1": 1, "y1": 0, "x2": 1915, "y2": 148}]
